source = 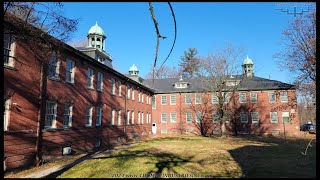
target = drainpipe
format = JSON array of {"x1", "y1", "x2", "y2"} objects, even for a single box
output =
[
  {"x1": 124, "y1": 79, "x2": 128, "y2": 135},
  {"x1": 180, "y1": 91, "x2": 182, "y2": 134}
]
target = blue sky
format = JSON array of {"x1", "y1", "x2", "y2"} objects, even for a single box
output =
[{"x1": 62, "y1": 2, "x2": 314, "y2": 83}]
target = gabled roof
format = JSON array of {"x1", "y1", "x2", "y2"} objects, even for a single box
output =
[{"x1": 143, "y1": 75, "x2": 295, "y2": 94}]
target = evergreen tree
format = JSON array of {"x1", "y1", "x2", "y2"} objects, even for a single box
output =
[{"x1": 179, "y1": 48, "x2": 200, "y2": 78}]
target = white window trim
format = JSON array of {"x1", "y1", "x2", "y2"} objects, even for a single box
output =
[
  {"x1": 65, "y1": 59, "x2": 75, "y2": 84},
  {"x1": 282, "y1": 111, "x2": 290, "y2": 124},
  {"x1": 4, "y1": 34, "x2": 15, "y2": 67},
  {"x1": 96, "y1": 107, "x2": 102, "y2": 126},
  {"x1": 250, "y1": 92, "x2": 258, "y2": 103},
  {"x1": 170, "y1": 112, "x2": 177, "y2": 123},
  {"x1": 186, "y1": 112, "x2": 192, "y2": 124},
  {"x1": 251, "y1": 111, "x2": 259, "y2": 124},
  {"x1": 127, "y1": 110, "x2": 130, "y2": 125},
  {"x1": 45, "y1": 101, "x2": 57, "y2": 129},
  {"x1": 4, "y1": 98, "x2": 11, "y2": 131},
  {"x1": 185, "y1": 94, "x2": 192, "y2": 104},
  {"x1": 87, "y1": 68, "x2": 94, "y2": 89},
  {"x1": 131, "y1": 111, "x2": 134, "y2": 124},
  {"x1": 111, "y1": 109, "x2": 115, "y2": 125},
  {"x1": 195, "y1": 94, "x2": 202, "y2": 104},
  {"x1": 63, "y1": 103, "x2": 73, "y2": 128},
  {"x1": 142, "y1": 93, "x2": 144, "y2": 103},
  {"x1": 132, "y1": 87, "x2": 135, "y2": 100},
  {"x1": 138, "y1": 111, "x2": 140, "y2": 124},
  {"x1": 170, "y1": 95, "x2": 176, "y2": 105},
  {"x1": 127, "y1": 85, "x2": 131, "y2": 99},
  {"x1": 161, "y1": 113, "x2": 167, "y2": 123},
  {"x1": 239, "y1": 93, "x2": 247, "y2": 104},
  {"x1": 85, "y1": 106, "x2": 93, "y2": 127},
  {"x1": 212, "y1": 94, "x2": 218, "y2": 104},
  {"x1": 48, "y1": 56, "x2": 60, "y2": 80},
  {"x1": 240, "y1": 112, "x2": 248, "y2": 123},
  {"x1": 141, "y1": 112, "x2": 144, "y2": 124},
  {"x1": 161, "y1": 95, "x2": 167, "y2": 105},
  {"x1": 270, "y1": 112, "x2": 278, "y2": 123},
  {"x1": 111, "y1": 79, "x2": 116, "y2": 95},
  {"x1": 118, "y1": 110, "x2": 122, "y2": 126},
  {"x1": 152, "y1": 96, "x2": 156, "y2": 109},
  {"x1": 118, "y1": 81, "x2": 122, "y2": 97},
  {"x1": 97, "y1": 72, "x2": 103, "y2": 92},
  {"x1": 280, "y1": 91, "x2": 288, "y2": 103},
  {"x1": 269, "y1": 91, "x2": 276, "y2": 103}
]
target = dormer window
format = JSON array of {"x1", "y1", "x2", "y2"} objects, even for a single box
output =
[{"x1": 175, "y1": 83, "x2": 188, "y2": 89}]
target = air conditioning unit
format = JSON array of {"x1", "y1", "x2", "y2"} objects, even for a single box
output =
[{"x1": 62, "y1": 147, "x2": 72, "y2": 155}]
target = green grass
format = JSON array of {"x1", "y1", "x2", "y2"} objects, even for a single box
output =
[{"x1": 57, "y1": 135, "x2": 316, "y2": 178}]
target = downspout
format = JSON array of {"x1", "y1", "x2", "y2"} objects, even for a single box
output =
[
  {"x1": 124, "y1": 79, "x2": 128, "y2": 135},
  {"x1": 180, "y1": 91, "x2": 182, "y2": 134}
]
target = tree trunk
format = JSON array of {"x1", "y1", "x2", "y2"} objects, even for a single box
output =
[{"x1": 221, "y1": 121, "x2": 227, "y2": 137}]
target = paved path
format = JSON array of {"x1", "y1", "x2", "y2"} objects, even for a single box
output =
[{"x1": 24, "y1": 143, "x2": 138, "y2": 178}]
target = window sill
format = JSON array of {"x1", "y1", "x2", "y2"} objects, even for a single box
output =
[
  {"x1": 87, "y1": 87, "x2": 94, "y2": 91},
  {"x1": 4, "y1": 64, "x2": 17, "y2": 71},
  {"x1": 97, "y1": 89, "x2": 103, "y2": 92},
  {"x1": 85, "y1": 125, "x2": 94, "y2": 128},
  {"x1": 241, "y1": 121, "x2": 248, "y2": 123},
  {"x1": 49, "y1": 77, "x2": 60, "y2": 81},
  {"x1": 65, "y1": 81, "x2": 75, "y2": 85}
]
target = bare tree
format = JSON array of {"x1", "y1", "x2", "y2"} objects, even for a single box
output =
[
  {"x1": 145, "y1": 65, "x2": 180, "y2": 79},
  {"x1": 68, "y1": 37, "x2": 88, "y2": 48},
  {"x1": 195, "y1": 43, "x2": 244, "y2": 137},
  {"x1": 275, "y1": 9, "x2": 316, "y2": 105}
]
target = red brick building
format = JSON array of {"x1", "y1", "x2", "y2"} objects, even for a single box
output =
[
  {"x1": 4, "y1": 15, "x2": 153, "y2": 170},
  {"x1": 144, "y1": 56, "x2": 300, "y2": 137}
]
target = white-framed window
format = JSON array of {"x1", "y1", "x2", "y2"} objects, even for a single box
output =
[
  {"x1": 280, "y1": 91, "x2": 288, "y2": 103},
  {"x1": 269, "y1": 91, "x2": 276, "y2": 103},
  {"x1": 161, "y1": 95, "x2": 167, "y2": 105},
  {"x1": 87, "y1": 68, "x2": 94, "y2": 89},
  {"x1": 65, "y1": 59, "x2": 75, "y2": 83},
  {"x1": 170, "y1": 112, "x2": 177, "y2": 123},
  {"x1": 282, "y1": 112, "x2": 290, "y2": 124},
  {"x1": 111, "y1": 109, "x2": 115, "y2": 125},
  {"x1": 118, "y1": 110, "x2": 121, "y2": 125},
  {"x1": 4, "y1": 98, "x2": 11, "y2": 131},
  {"x1": 170, "y1": 95, "x2": 176, "y2": 105},
  {"x1": 4, "y1": 34, "x2": 15, "y2": 67},
  {"x1": 224, "y1": 112, "x2": 230, "y2": 124},
  {"x1": 196, "y1": 112, "x2": 202, "y2": 123},
  {"x1": 152, "y1": 96, "x2": 156, "y2": 109},
  {"x1": 96, "y1": 106, "x2": 102, "y2": 126},
  {"x1": 149, "y1": 113, "x2": 152, "y2": 123},
  {"x1": 250, "y1": 92, "x2": 257, "y2": 103},
  {"x1": 213, "y1": 111, "x2": 219, "y2": 123},
  {"x1": 48, "y1": 56, "x2": 60, "y2": 79},
  {"x1": 111, "y1": 78, "x2": 115, "y2": 95},
  {"x1": 132, "y1": 87, "x2": 135, "y2": 100},
  {"x1": 195, "y1": 94, "x2": 202, "y2": 104},
  {"x1": 212, "y1": 94, "x2": 218, "y2": 104},
  {"x1": 118, "y1": 81, "x2": 122, "y2": 96},
  {"x1": 142, "y1": 93, "x2": 144, "y2": 103},
  {"x1": 127, "y1": 110, "x2": 130, "y2": 125},
  {"x1": 270, "y1": 111, "x2": 278, "y2": 123},
  {"x1": 85, "y1": 106, "x2": 93, "y2": 127},
  {"x1": 45, "y1": 101, "x2": 57, "y2": 129},
  {"x1": 131, "y1": 111, "x2": 134, "y2": 124},
  {"x1": 185, "y1": 94, "x2": 192, "y2": 104},
  {"x1": 138, "y1": 89, "x2": 141, "y2": 102},
  {"x1": 97, "y1": 72, "x2": 103, "y2": 91},
  {"x1": 186, "y1": 112, "x2": 192, "y2": 124},
  {"x1": 138, "y1": 111, "x2": 141, "y2": 124},
  {"x1": 63, "y1": 103, "x2": 72, "y2": 128},
  {"x1": 127, "y1": 85, "x2": 131, "y2": 99},
  {"x1": 146, "y1": 95, "x2": 149, "y2": 104},
  {"x1": 161, "y1": 113, "x2": 167, "y2": 123},
  {"x1": 141, "y1": 112, "x2": 144, "y2": 124},
  {"x1": 251, "y1": 111, "x2": 259, "y2": 124},
  {"x1": 240, "y1": 112, "x2": 248, "y2": 123},
  {"x1": 239, "y1": 93, "x2": 246, "y2": 103},
  {"x1": 222, "y1": 92, "x2": 229, "y2": 103}
]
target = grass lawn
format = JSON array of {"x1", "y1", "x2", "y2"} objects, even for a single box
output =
[{"x1": 56, "y1": 134, "x2": 316, "y2": 178}]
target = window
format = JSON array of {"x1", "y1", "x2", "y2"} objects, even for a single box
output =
[
  {"x1": 250, "y1": 92, "x2": 257, "y2": 103},
  {"x1": 138, "y1": 89, "x2": 141, "y2": 102},
  {"x1": 132, "y1": 87, "x2": 135, "y2": 100},
  {"x1": 170, "y1": 113, "x2": 177, "y2": 123},
  {"x1": 63, "y1": 103, "x2": 72, "y2": 128},
  {"x1": 118, "y1": 81, "x2": 122, "y2": 96},
  {"x1": 146, "y1": 112, "x2": 149, "y2": 123},
  {"x1": 48, "y1": 56, "x2": 59, "y2": 79},
  {"x1": 131, "y1": 111, "x2": 134, "y2": 124},
  {"x1": 127, "y1": 85, "x2": 131, "y2": 99},
  {"x1": 282, "y1": 112, "x2": 290, "y2": 124},
  {"x1": 185, "y1": 94, "x2": 192, "y2": 104},
  {"x1": 196, "y1": 112, "x2": 202, "y2": 123},
  {"x1": 224, "y1": 112, "x2": 230, "y2": 124},
  {"x1": 97, "y1": 72, "x2": 103, "y2": 91},
  {"x1": 280, "y1": 92, "x2": 288, "y2": 103},
  {"x1": 4, "y1": 34, "x2": 15, "y2": 67},
  {"x1": 142, "y1": 93, "x2": 144, "y2": 103},
  {"x1": 87, "y1": 68, "x2": 94, "y2": 89},
  {"x1": 111, "y1": 109, "x2": 115, "y2": 125},
  {"x1": 161, "y1": 95, "x2": 167, "y2": 105},
  {"x1": 270, "y1": 112, "x2": 278, "y2": 123},
  {"x1": 85, "y1": 106, "x2": 93, "y2": 127},
  {"x1": 195, "y1": 94, "x2": 202, "y2": 104},
  {"x1": 170, "y1": 95, "x2": 176, "y2": 105},
  {"x1": 240, "y1": 112, "x2": 248, "y2": 123},
  {"x1": 149, "y1": 113, "x2": 152, "y2": 123},
  {"x1": 127, "y1": 110, "x2": 130, "y2": 125},
  {"x1": 45, "y1": 101, "x2": 57, "y2": 128},
  {"x1": 152, "y1": 96, "x2": 156, "y2": 109},
  {"x1": 239, "y1": 93, "x2": 246, "y2": 103},
  {"x1": 161, "y1": 113, "x2": 167, "y2": 123},
  {"x1": 118, "y1": 110, "x2": 121, "y2": 125},
  {"x1": 141, "y1": 112, "x2": 144, "y2": 124},
  {"x1": 222, "y1": 92, "x2": 229, "y2": 103},
  {"x1": 269, "y1": 91, "x2": 276, "y2": 103},
  {"x1": 186, "y1": 112, "x2": 192, "y2": 123},
  {"x1": 111, "y1": 79, "x2": 115, "y2": 95},
  {"x1": 96, "y1": 106, "x2": 102, "y2": 126},
  {"x1": 4, "y1": 99, "x2": 10, "y2": 131},
  {"x1": 212, "y1": 94, "x2": 218, "y2": 104},
  {"x1": 251, "y1": 112, "x2": 259, "y2": 124},
  {"x1": 146, "y1": 95, "x2": 149, "y2": 104},
  {"x1": 65, "y1": 59, "x2": 75, "y2": 83},
  {"x1": 213, "y1": 111, "x2": 219, "y2": 123},
  {"x1": 138, "y1": 111, "x2": 141, "y2": 124}
]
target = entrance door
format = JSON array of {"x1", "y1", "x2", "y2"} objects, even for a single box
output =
[{"x1": 152, "y1": 123, "x2": 157, "y2": 134}]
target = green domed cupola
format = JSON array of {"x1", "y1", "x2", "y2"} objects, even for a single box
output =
[
  {"x1": 87, "y1": 22, "x2": 106, "y2": 52},
  {"x1": 242, "y1": 55, "x2": 254, "y2": 77},
  {"x1": 129, "y1": 64, "x2": 139, "y2": 75}
]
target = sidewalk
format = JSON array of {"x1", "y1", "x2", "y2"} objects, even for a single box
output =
[{"x1": 23, "y1": 143, "x2": 139, "y2": 178}]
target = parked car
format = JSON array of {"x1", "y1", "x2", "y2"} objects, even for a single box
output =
[{"x1": 300, "y1": 123, "x2": 316, "y2": 134}]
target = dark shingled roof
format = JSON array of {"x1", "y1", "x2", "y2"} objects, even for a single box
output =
[{"x1": 143, "y1": 75, "x2": 295, "y2": 94}]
